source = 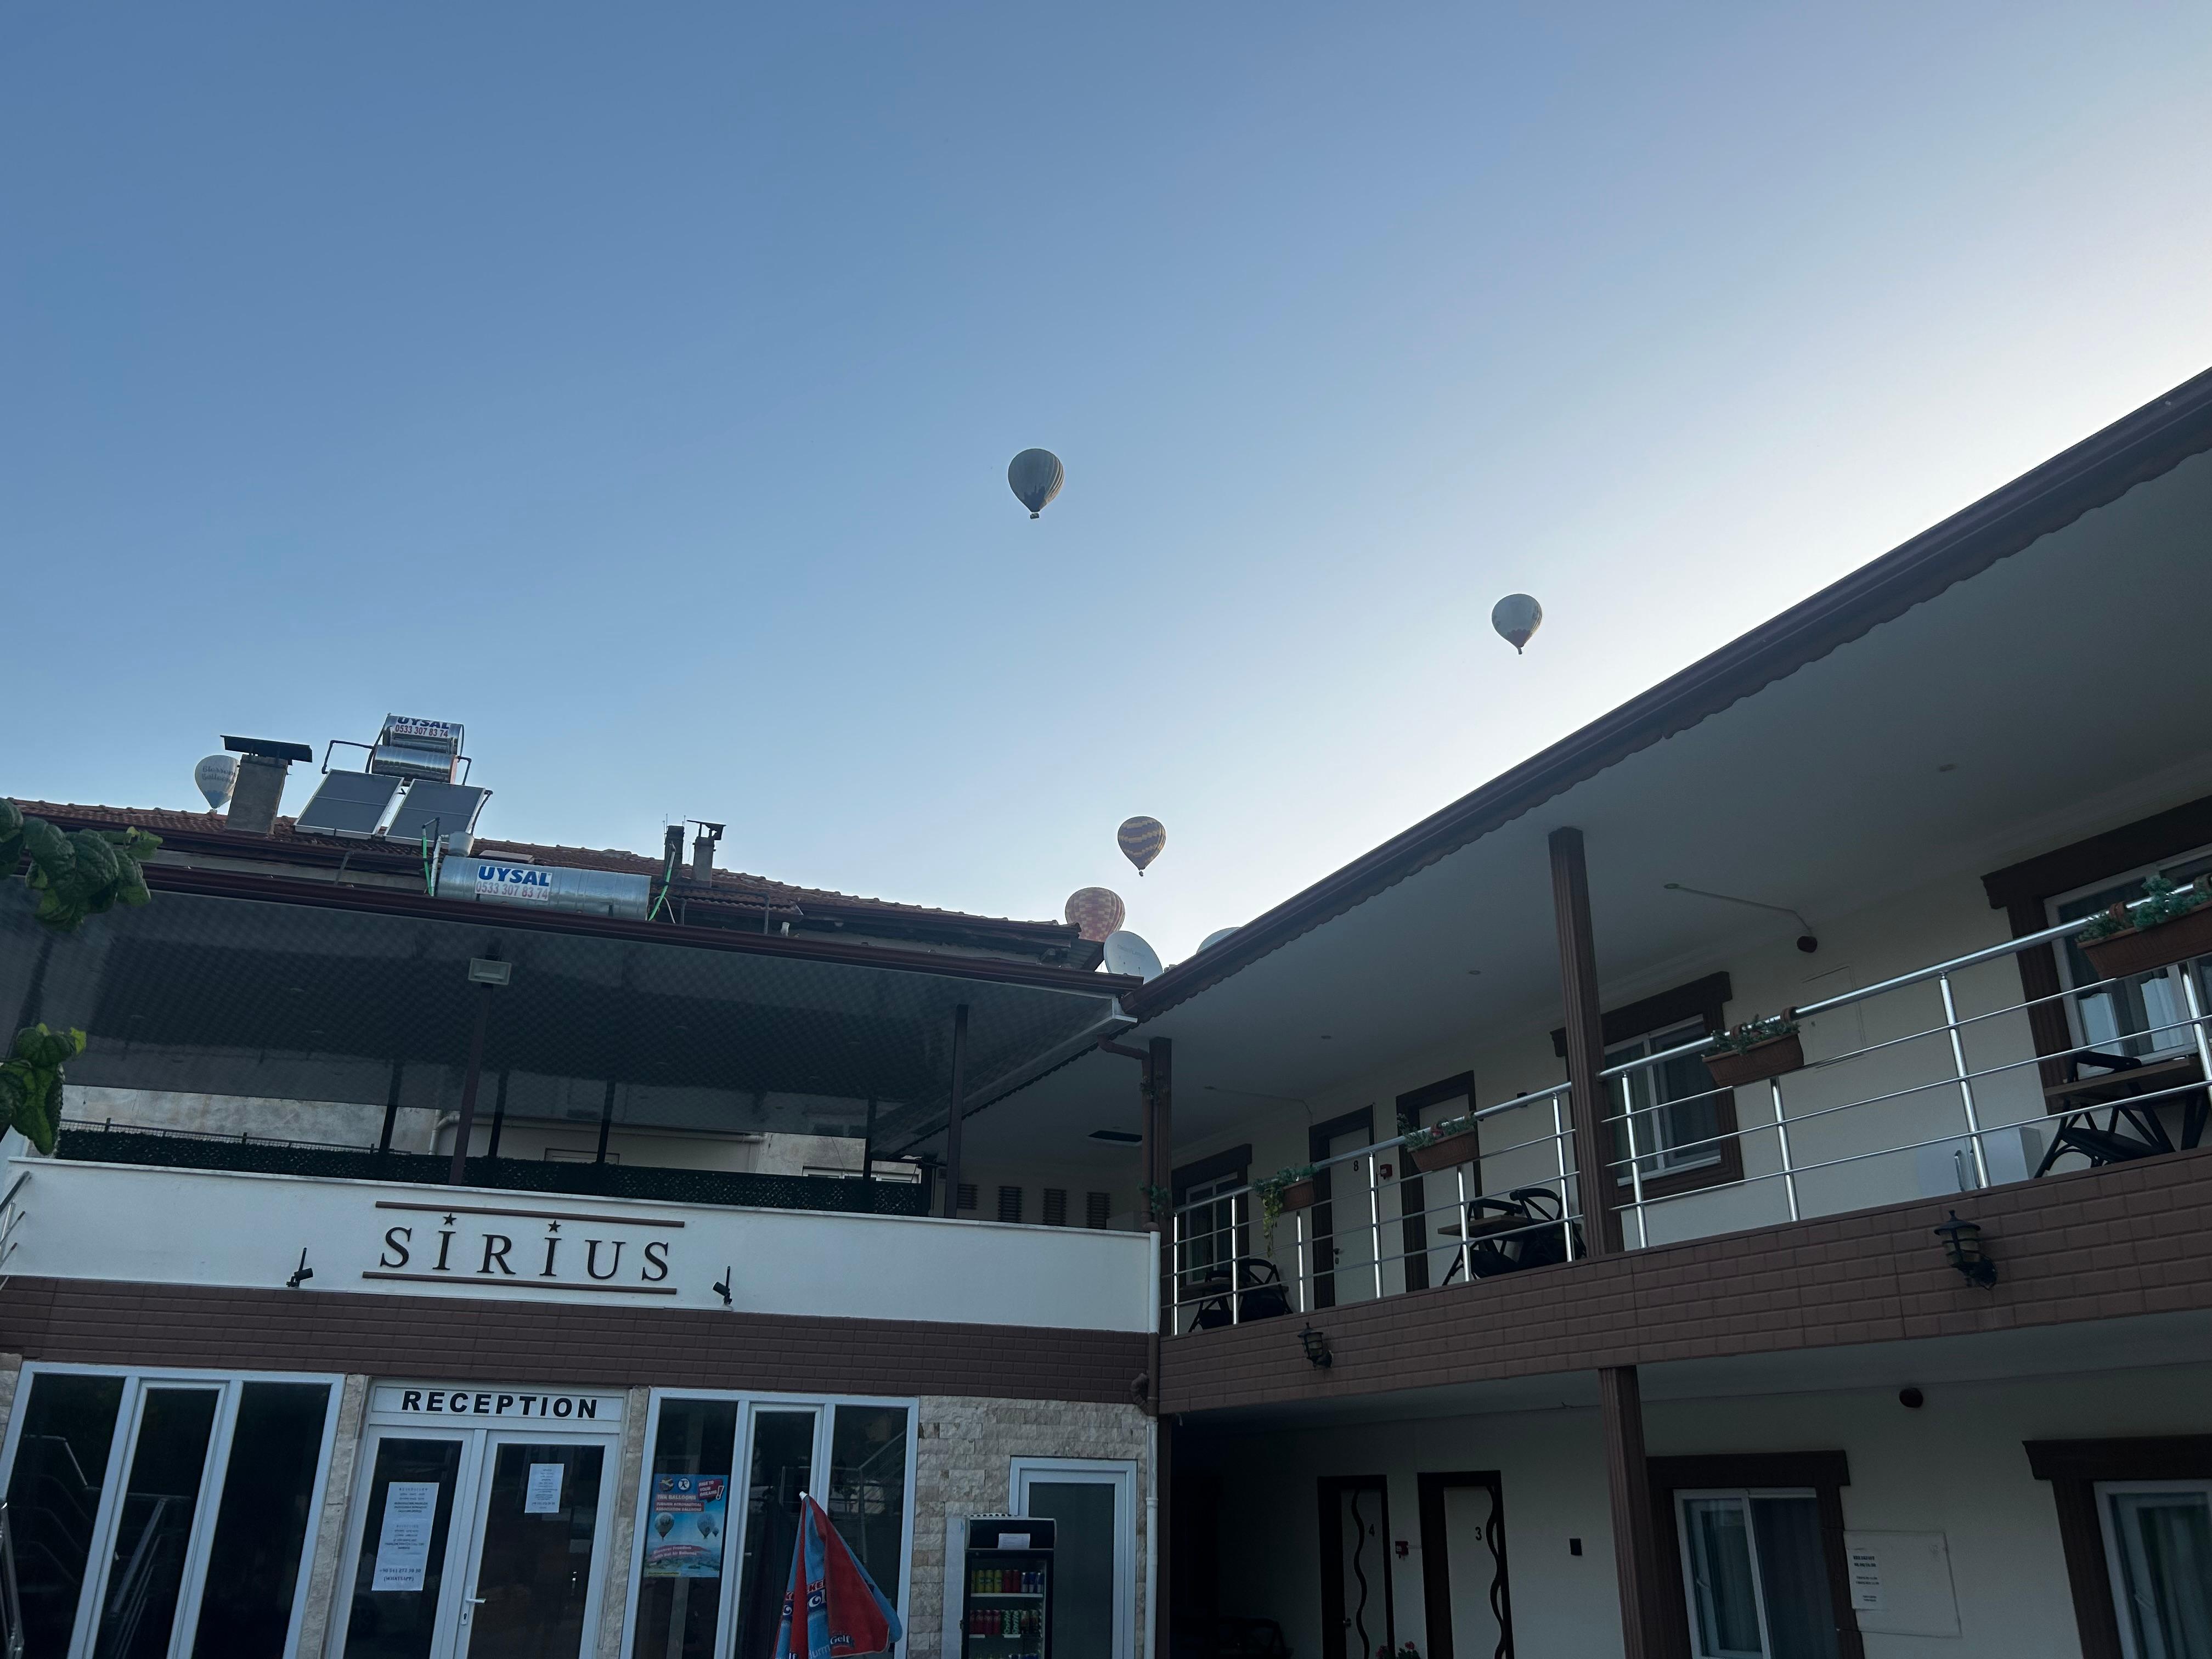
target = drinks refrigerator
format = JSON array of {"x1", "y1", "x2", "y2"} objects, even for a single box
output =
[{"x1": 960, "y1": 1514, "x2": 1056, "y2": 1659}]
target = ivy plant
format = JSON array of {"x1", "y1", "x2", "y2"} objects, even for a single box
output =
[
  {"x1": 0, "y1": 1024, "x2": 84, "y2": 1155},
  {"x1": 1253, "y1": 1163, "x2": 1318, "y2": 1250},
  {"x1": 1, "y1": 799, "x2": 159, "y2": 934},
  {"x1": 1707, "y1": 1013, "x2": 1800, "y2": 1056}
]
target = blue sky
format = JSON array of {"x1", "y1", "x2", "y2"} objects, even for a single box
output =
[{"x1": 8, "y1": 4, "x2": 2212, "y2": 960}]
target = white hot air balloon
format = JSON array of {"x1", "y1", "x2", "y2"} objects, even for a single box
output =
[
  {"x1": 1492, "y1": 594, "x2": 1543, "y2": 654},
  {"x1": 194, "y1": 754, "x2": 239, "y2": 811}
]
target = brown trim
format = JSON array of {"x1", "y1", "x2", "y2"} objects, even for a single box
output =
[
  {"x1": 1309, "y1": 1107, "x2": 1375, "y2": 1310},
  {"x1": 1128, "y1": 368, "x2": 2212, "y2": 1023},
  {"x1": 2025, "y1": 1434, "x2": 2212, "y2": 1659},
  {"x1": 1159, "y1": 1145, "x2": 2212, "y2": 1415},
  {"x1": 139, "y1": 862, "x2": 1142, "y2": 997},
  {"x1": 1553, "y1": 830, "x2": 1622, "y2": 1254},
  {"x1": 0, "y1": 1277, "x2": 1149, "y2": 1404},
  {"x1": 358, "y1": 1272, "x2": 680, "y2": 1294},
  {"x1": 1317, "y1": 1474, "x2": 1396, "y2": 1659},
  {"x1": 1549, "y1": 973, "x2": 1735, "y2": 1058},
  {"x1": 1397, "y1": 1074, "x2": 1476, "y2": 1293},
  {"x1": 1417, "y1": 1470, "x2": 1514, "y2": 1659},
  {"x1": 1983, "y1": 795, "x2": 2212, "y2": 911},
  {"x1": 1172, "y1": 1145, "x2": 1253, "y2": 1199},
  {"x1": 373, "y1": 1200, "x2": 685, "y2": 1228},
  {"x1": 1646, "y1": 1451, "x2": 1863, "y2": 1659},
  {"x1": 1600, "y1": 1366, "x2": 1664, "y2": 1659}
]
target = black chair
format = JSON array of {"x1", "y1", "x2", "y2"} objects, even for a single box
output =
[
  {"x1": 1187, "y1": 1256, "x2": 1292, "y2": 1329},
  {"x1": 1440, "y1": 1187, "x2": 1583, "y2": 1284}
]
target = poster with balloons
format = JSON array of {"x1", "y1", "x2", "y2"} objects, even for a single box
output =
[{"x1": 644, "y1": 1474, "x2": 727, "y2": 1578}]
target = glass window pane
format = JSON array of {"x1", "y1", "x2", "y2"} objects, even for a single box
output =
[
  {"x1": 465, "y1": 1442, "x2": 605, "y2": 1659},
  {"x1": 826, "y1": 1407, "x2": 908, "y2": 1599},
  {"x1": 342, "y1": 1437, "x2": 463, "y2": 1659},
  {"x1": 94, "y1": 1386, "x2": 221, "y2": 1659},
  {"x1": 631, "y1": 1398, "x2": 739, "y2": 1659},
  {"x1": 731, "y1": 1411, "x2": 815, "y2": 1659},
  {"x1": 4, "y1": 1372, "x2": 125, "y2": 1655},
  {"x1": 1748, "y1": 1496, "x2": 1839, "y2": 1659},
  {"x1": 190, "y1": 1381, "x2": 332, "y2": 1658},
  {"x1": 1682, "y1": 1497, "x2": 1763, "y2": 1658},
  {"x1": 1024, "y1": 1480, "x2": 1119, "y2": 1659},
  {"x1": 2108, "y1": 1489, "x2": 2212, "y2": 1659}
]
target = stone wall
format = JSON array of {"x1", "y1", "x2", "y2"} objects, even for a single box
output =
[{"x1": 909, "y1": 1395, "x2": 1155, "y2": 1659}]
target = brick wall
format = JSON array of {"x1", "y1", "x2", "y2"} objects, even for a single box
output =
[
  {"x1": 0, "y1": 1280, "x2": 1150, "y2": 1405},
  {"x1": 1160, "y1": 1146, "x2": 2212, "y2": 1414}
]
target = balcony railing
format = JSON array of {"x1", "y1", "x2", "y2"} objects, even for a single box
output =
[{"x1": 1168, "y1": 895, "x2": 2212, "y2": 1333}]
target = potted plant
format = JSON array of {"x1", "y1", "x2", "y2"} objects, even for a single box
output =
[
  {"x1": 1703, "y1": 1013, "x2": 1804, "y2": 1088},
  {"x1": 1254, "y1": 1164, "x2": 1318, "y2": 1250},
  {"x1": 2078, "y1": 874, "x2": 2212, "y2": 980},
  {"x1": 1403, "y1": 1113, "x2": 1481, "y2": 1173}
]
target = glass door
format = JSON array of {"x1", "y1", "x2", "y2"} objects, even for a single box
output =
[
  {"x1": 1012, "y1": 1460, "x2": 1136, "y2": 1659},
  {"x1": 338, "y1": 1430, "x2": 473, "y2": 1659},
  {"x1": 453, "y1": 1435, "x2": 611, "y2": 1659},
  {"x1": 86, "y1": 1384, "x2": 222, "y2": 1659},
  {"x1": 728, "y1": 1408, "x2": 820, "y2": 1659}
]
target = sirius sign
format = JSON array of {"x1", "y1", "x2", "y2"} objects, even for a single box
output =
[{"x1": 363, "y1": 1200, "x2": 682, "y2": 1296}]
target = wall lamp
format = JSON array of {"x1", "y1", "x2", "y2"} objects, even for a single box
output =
[
  {"x1": 1299, "y1": 1324, "x2": 1334, "y2": 1370},
  {"x1": 286, "y1": 1248, "x2": 314, "y2": 1290},
  {"x1": 1934, "y1": 1211, "x2": 1997, "y2": 1288},
  {"x1": 712, "y1": 1268, "x2": 734, "y2": 1310}
]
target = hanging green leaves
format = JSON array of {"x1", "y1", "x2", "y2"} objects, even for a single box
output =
[
  {"x1": 0, "y1": 1023, "x2": 85, "y2": 1154},
  {"x1": 1, "y1": 798, "x2": 159, "y2": 934}
]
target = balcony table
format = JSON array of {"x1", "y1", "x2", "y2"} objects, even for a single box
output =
[{"x1": 2036, "y1": 1053, "x2": 2207, "y2": 1175}]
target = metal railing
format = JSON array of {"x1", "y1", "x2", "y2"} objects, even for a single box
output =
[{"x1": 1167, "y1": 895, "x2": 2212, "y2": 1333}]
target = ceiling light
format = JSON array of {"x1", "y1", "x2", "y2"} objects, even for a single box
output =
[{"x1": 1089, "y1": 1129, "x2": 1143, "y2": 1144}]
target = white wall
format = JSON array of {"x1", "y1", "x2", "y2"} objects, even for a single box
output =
[
  {"x1": 1193, "y1": 1361, "x2": 2212, "y2": 1659},
  {"x1": 5, "y1": 1153, "x2": 1157, "y2": 1331}
]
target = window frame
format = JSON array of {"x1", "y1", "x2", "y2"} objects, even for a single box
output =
[
  {"x1": 1648, "y1": 1451, "x2": 1861, "y2": 1659},
  {"x1": 0, "y1": 1359, "x2": 344, "y2": 1659},
  {"x1": 2095, "y1": 1479, "x2": 2212, "y2": 1659},
  {"x1": 1672, "y1": 1487, "x2": 1821, "y2": 1659},
  {"x1": 1609, "y1": 1016, "x2": 1745, "y2": 1203},
  {"x1": 616, "y1": 1388, "x2": 919, "y2": 1659},
  {"x1": 2046, "y1": 842, "x2": 2212, "y2": 1064},
  {"x1": 2028, "y1": 1437, "x2": 2212, "y2": 1659}
]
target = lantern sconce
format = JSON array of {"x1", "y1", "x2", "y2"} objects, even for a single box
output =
[
  {"x1": 1299, "y1": 1323, "x2": 1334, "y2": 1369},
  {"x1": 1933, "y1": 1211, "x2": 1996, "y2": 1288}
]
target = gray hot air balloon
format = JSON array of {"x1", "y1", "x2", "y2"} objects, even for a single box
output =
[
  {"x1": 1008, "y1": 449, "x2": 1065, "y2": 518},
  {"x1": 194, "y1": 754, "x2": 239, "y2": 810},
  {"x1": 1492, "y1": 594, "x2": 1543, "y2": 654}
]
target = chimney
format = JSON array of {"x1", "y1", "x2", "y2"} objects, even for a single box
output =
[
  {"x1": 220, "y1": 736, "x2": 313, "y2": 835},
  {"x1": 691, "y1": 822, "x2": 725, "y2": 886}
]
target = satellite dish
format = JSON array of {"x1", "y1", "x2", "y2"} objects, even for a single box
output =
[
  {"x1": 1064, "y1": 887, "x2": 1127, "y2": 942},
  {"x1": 1116, "y1": 816, "x2": 1166, "y2": 876},
  {"x1": 1199, "y1": 927, "x2": 1239, "y2": 952},
  {"x1": 1102, "y1": 929, "x2": 1164, "y2": 981},
  {"x1": 1008, "y1": 449, "x2": 1065, "y2": 518},
  {"x1": 194, "y1": 754, "x2": 239, "y2": 810},
  {"x1": 1492, "y1": 594, "x2": 1543, "y2": 654}
]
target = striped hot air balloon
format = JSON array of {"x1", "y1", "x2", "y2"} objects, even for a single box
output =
[
  {"x1": 1117, "y1": 816, "x2": 1166, "y2": 877},
  {"x1": 1008, "y1": 449, "x2": 1065, "y2": 518},
  {"x1": 1064, "y1": 887, "x2": 1127, "y2": 942}
]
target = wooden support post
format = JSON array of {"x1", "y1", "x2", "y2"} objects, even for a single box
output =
[
  {"x1": 594, "y1": 1079, "x2": 616, "y2": 1165},
  {"x1": 377, "y1": 1063, "x2": 402, "y2": 1154},
  {"x1": 940, "y1": 1005, "x2": 969, "y2": 1219},
  {"x1": 447, "y1": 985, "x2": 493, "y2": 1186},
  {"x1": 484, "y1": 1070, "x2": 509, "y2": 1159},
  {"x1": 1599, "y1": 1364, "x2": 1664, "y2": 1659},
  {"x1": 1549, "y1": 826, "x2": 1619, "y2": 1255}
]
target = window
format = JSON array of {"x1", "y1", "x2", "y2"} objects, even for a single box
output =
[
  {"x1": 2051, "y1": 846, "x2": 2212, "y2": 1063},
  {"x1": 1042, "y1": 1188, "x2": 1069, "y2": 1226},
  {"x1": 1610, "y1": 1019, "x2": 1730, "y2": 1186},
  {"x1": 2097, "y1": 1481, "x2": 2212, "y2": 1659},
  {"x1": 1676, "y1": 1491, "x2": 1842, "y2": 1659},
  {"x1": 1086, "y1": 1191, "x2": 1113, "y2": 1229},
  {"x1": 956, "y1": 1183, "x2": 978, "y2": 1211},
  {"x1": 1173, "y1": 1172, "x2": 1246, "y2": 1305},
  {"x1": 997, "y1": 1186, "x2": 1023, "y2": 1223}
]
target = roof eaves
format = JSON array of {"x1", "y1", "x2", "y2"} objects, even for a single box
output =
[{"x1": 1124, "y1": 364, "x2": 2212, "y2": 1022}]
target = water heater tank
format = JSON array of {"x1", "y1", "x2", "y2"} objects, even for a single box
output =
[{"x1": 436, "y1": 857, "x2": 651, "y2": 919}]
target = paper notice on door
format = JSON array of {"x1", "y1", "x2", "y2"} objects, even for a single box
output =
[
  {"x1": 524, "y1": 1462, "x2": 565, "y2": 1514},
  {"x1": 371, "y1": 1482, "x2": 441, "y2": 1592}
]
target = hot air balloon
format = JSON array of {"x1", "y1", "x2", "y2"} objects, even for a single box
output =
[
  {"x1": 1116, "y1": 816, "x2": 1165, "y2": 877},
  {"x1": 194, "y1": 754, "x2": 239, "y2": 810},
  {"x1": 1064, "y1": 887, "x2": 1127, "y2": 943},
  {"x1": 1492, "y1": 594, "x2": 1543, "y2": 654},
  {"x1": 1008, "y1": 449, "x2": 1065, "y2": 518},
  {"x1": 656, "y1": 1513, "x2": 675, "y2": 1539}
]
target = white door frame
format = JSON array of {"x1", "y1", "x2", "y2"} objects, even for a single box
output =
[
  {"x1": 1009, "y1": 1457, "x2": 1138, "y2": 1659},
  {"x1": 449, "y1": 1425, "x2": 622, "y2": 1659},
  {"x1": 325, "y1": 1421, "x2": 483, "y2": 1659}
]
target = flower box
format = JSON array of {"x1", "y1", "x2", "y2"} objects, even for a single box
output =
[
  {"x1": 2080, "y1": 904, "x2": 2212, "y2": 981},
  {"x1": 1407, "y1": 1127, "x2": 1482, "y2": 1173},
  {"x1": 1276, "y1": 1178, "x2": 1318, "y2": 1212},
  {"x1": 1703, "y1": 1031, "x2": 1804, "y2": 1090}
]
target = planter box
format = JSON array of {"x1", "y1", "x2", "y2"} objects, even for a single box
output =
[
  {"x1": 1704, "y1": 1031, "x2": 1804, "y2": 1090},
  {"x1": 2080, "y1": 904, "x2": 2212, "y2": 981},
  {"x1": 1276, "y1": 1178, "x2": 1318, "y2": 1212},
  {"x1": 1407, "y1": 1127, "x2": 1482, "y2": 1174}
]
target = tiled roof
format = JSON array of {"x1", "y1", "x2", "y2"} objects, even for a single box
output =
[{"x1": 13, "y1": 799, "x2": 1075, "y2": 938}]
